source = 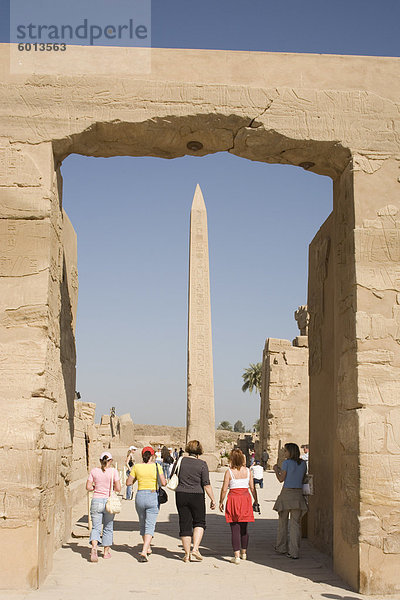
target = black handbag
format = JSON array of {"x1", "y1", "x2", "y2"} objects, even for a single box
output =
[{"x1": 155, "y1": 465, "x2": 168, "y2": 505}]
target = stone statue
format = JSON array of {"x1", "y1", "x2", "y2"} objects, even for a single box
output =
[{"x1": 295, "y1": 305, "x2": 310, "y2": 336}]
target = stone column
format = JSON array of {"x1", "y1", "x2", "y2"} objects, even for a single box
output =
[{"x1": 186, "y1": 184, "x2": 215, "y2": 454}]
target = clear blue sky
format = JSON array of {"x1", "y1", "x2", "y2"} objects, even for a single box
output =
[
  {"x1": 2, "y1": 0, "x2": 400, "y2": 56},
  {"x1": 62, "y1": 156, "x2": 331, "y2": 429},
  {"x1": 2, "y1": 0, "x2": 399, "y2": 429}
]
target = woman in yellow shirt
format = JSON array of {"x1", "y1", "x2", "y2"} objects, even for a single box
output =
[{"x1": 126, "y1": 446, "x2": 167, "y2": 561}]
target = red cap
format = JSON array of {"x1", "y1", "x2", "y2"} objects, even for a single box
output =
[{"x1": 142, "y1": 446, "x2": 155, "y2": 456}]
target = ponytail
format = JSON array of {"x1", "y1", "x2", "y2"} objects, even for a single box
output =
[{"x1": 142, "y1": 450, "x2": 152, "y2": 464}]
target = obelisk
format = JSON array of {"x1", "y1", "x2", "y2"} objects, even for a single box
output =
[{"x1": 187, "y1": 184, "x2": 216, "y2": 453}]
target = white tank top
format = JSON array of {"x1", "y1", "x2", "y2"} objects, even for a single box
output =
[{"x1": 228, "y1": 467, "x2": 250, "y2": 489}]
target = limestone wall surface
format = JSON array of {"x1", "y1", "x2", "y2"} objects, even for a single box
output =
[
  {"x1": 0, "y1": 45, "x2": 399, "y2": 594},
  {"x1": 0, "y1": 46, "x2": 399, "y2": 179},
  {"x1": 0, "y1": 167, "x2": 78, "y2": 589},
  {"x1": 351, "y1": 159, "x2": 400, "y2": 593},
  {"x1": 308, "y1": 214, "x2": 335, "y2": 557}
]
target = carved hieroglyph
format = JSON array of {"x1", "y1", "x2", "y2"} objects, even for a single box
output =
[{"x1": 186, "y1": 184, "x2": 215, "y2": 453}]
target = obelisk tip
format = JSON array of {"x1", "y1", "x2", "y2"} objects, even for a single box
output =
[{"x1": 191, "y1": 183, "x2": 206, "y2": 210}]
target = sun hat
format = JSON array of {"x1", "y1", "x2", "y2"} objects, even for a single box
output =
[
  {"x1": 142, "y1": 446, "x2": 155, "y2": 456},
  {"x1": 100, "y1": 451, "x2": 112, "y2": 460}
]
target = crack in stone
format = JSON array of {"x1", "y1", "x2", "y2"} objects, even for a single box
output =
[
  {"x1": 4, "y1": 303, "x2": 46, "y2": 312},
  {"x1": 0, "y1": 214, "x2": 48, "y2": 221},
  {"x1": 248, "y1": 100, "x2": 274, "y2": 127},
  {"x1": 227, "y1": 100, "x2": 277, "y2": 154},
  {"x1": 0, "y1": 268, "x2": 48, "y2": 278}
]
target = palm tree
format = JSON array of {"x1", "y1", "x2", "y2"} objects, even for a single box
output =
[
  {"x1": 217, "y1": 420, "x2": 233, "y2": 431},
  {"x1": 241, "y1": 362, "x2": 262, "y2": 397},
  {"x1": 233, "y1": 420, "x2": 246, "y2": 433}
]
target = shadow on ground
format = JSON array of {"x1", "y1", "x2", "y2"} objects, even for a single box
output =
[{"x1": 70, "y1": 508, "x2": 358, "y2": 596}]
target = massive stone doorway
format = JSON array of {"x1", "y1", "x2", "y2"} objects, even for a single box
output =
[{"x1": 1, "y1": 46, "x2": 399, "y2": 594}]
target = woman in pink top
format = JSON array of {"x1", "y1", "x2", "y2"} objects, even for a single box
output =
[{"x1": 86, "y1": 452, "x2": 121, "y2": 562}]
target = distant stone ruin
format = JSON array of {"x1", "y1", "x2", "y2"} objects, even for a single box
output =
[
  {"x1": 71, "y1": 403, "x2": 237, "y2": 511},
  {"x1": 259, "y1": 307, "x2": 309, "y2": 468}
]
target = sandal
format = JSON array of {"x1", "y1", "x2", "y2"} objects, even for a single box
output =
[
  {"x1": 103, "y1": 551, "x2": 111, "y2": 559},
  {"x1": 182, "y1": 554, "x2": 190, "y2": 563},
  {"x1": 138, "y1": 553, "x2": 148, "y2": 562},
  {"x1": 190, "y1": 549, "x2": 203, "y2": 561}
]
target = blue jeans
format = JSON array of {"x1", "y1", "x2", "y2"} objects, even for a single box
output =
[
  {"x1": 90, "y1": 497, "x2": 115, "y2": 547},
  {"x1": 126, "y1": 469, "x2": 132, "y2": 500},
  {"x1": 162, "y1": 462, "x2": 170, "y2": 479},
  {"x1": 135, "y1": 490, "x2": 159, "y2": 536}
]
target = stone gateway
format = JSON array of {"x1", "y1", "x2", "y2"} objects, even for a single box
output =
[{"x1": 0, "y1": 45, "x2": 400, "y2": 594}]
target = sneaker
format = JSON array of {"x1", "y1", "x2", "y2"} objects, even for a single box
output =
[
  {"x1": 230, "y1": 556, "x2": 240, "y2": 565},
  {"x1": 240, "y1": 551, "x2": 247, "y2": 560},
  {"x1": 286, "y1": 553, "x2": 299, "y2": 559}
]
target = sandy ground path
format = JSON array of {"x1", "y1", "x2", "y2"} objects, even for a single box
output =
[{"x1": 2, "y1": 472, "x2": 394, "y2": 600}]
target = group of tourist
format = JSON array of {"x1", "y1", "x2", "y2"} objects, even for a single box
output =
[{"x1": 86, "y1": 441, "x2": 308, "y2": 563}]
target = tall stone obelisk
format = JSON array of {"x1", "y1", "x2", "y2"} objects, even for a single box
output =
[{"x1": 187, "y1": 184, "x2": 216, "y2": 454}]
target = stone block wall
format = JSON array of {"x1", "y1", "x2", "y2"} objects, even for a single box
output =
[
  {"x1": 308, "y1": 213, "x2": 335, "y2": 556},
  {"x1": 70, "y1": 401, "x2": 104, "y2": 507},
  {"x1": 259, "y1": 336, "x2": 309, "y2": 467},
  {"x1": 349, "y1": 159, "x2": 400, "y2": 593},
  {"x1": 0, "y1": 149, "x2": 77, "y2": 589},
  {"x1": 307, "y1": 160, "x2": 400, "y2": 593}
]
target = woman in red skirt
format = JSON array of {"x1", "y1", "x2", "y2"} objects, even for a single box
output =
[{"x1": 219, "y1": 448, "x2": 258, "y2": 564}]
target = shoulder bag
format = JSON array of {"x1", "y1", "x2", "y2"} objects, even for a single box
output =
[
  {"x1": 302, "y1": 473, "x2": 314, "y2": 496},
  {"x1": 167, "y1": 456, "x2": 183, "y2": 491},
  {"x1": 155, "y1": 464, "x2": 168, "y2": 506},
  {"x1": 105, "y1": 468, "x2": 122, "y2": 514}
]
